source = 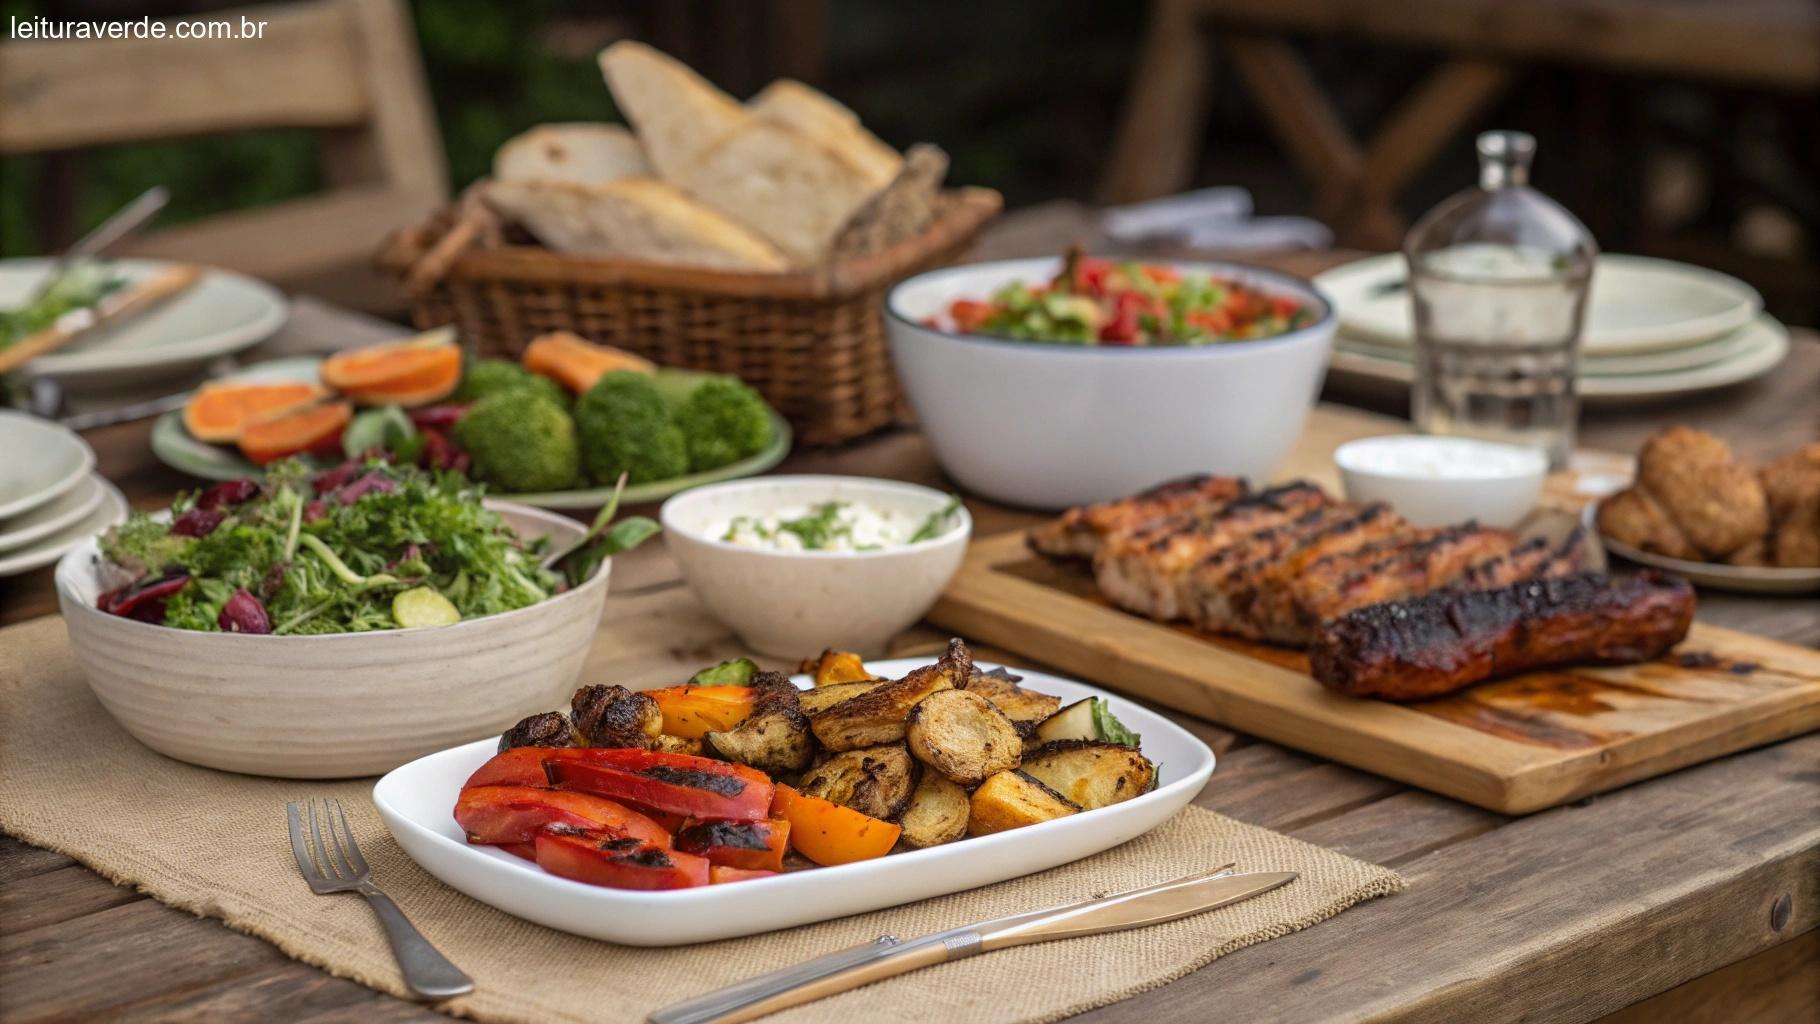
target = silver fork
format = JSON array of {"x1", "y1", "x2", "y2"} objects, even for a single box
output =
[{"x1": 286, "y1": 799, "x2": 474, "y2": 1000}]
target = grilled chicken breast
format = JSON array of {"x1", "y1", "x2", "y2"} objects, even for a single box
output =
[{"x1": 1026, "y1": 474, "x2": 1247, "y2": 560}]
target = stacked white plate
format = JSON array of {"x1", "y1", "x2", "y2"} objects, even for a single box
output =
[
  {"x1": 0, "y1": 411, "x2": 128, "y2": 577},
  {"x1": 1315, "y1": 254, "x2": 1789, "y2": 403}
]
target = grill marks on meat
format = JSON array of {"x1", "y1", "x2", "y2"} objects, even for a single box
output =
[
  {"x1": 1026, "y1": 475, "x2": 1248, "y2": 559},
  {"x1": 1308, "y1": 571, "x2": 1695, "y2": 700}
]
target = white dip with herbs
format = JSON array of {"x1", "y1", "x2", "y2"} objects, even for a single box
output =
[{"x1": 719, "y1": 499, "x2": 959, "y2": 552}]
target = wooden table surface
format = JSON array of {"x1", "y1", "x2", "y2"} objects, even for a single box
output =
[{"x1": 3, "y1": 205, "x2": 1817, "y2": 1023}]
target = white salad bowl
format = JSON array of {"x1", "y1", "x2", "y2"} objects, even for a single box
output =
[
  {"x1": 660, "y1": 476, "x2": 970, "y2": 658},
  {"x1": 374, "y1": 659, "x2": 1215, "y2": 946},
  {"x1": 885, "y1": 257, "x2": 1336, "y2": 510},
  {"x1": 54, "y1": 501, "x2": 609, "y2": 779}
]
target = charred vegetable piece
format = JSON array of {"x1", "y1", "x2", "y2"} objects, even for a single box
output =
[
  {"x1": 770, "y1": 784, "x2": 901, "y2": 866},
  {"x1": 688, "y1": 657, "x2": 759, "y2": 687},
  {"x1": 963, "y1": 668, "x2": 1061, "y2": 737},
  {"x1": 651, "y1": 733, "x2": 706, "y2": 757},
  {"x1": 547, "y1": 748, "x2": 774, "y2": 821},
  {"x1": 798, "y1": 744, "x2": 919, "y2": 820},
  {"x1": 798, "y1": 680, "x2": 885, "y2": 716},
  {"x1": 706, "y1": 671, "x2": 814, "y2": 775},
  {"x1": 967, "y1": 770, "x2": 1080, "y2": 836},
  {"x1": 452, "y1": 784, "x2": 671, "y2": 847},
  {"x1": 570, "y1": 684, "x2": 663, "y2": 749},
  {"x1": 674, "y1": 818, "x2": 791, "y2": 872},
  {"x1": 709, "y1": 865, "x2": 778, "y2": 884},
  {"x1": 496, "y1": 842, "x2": 538, "y2": 862},
  {"x1": 1019, "y1": 741, "x2": 1156, "y2": 811},
  {"x1": 647, "y1": 684, "x2": 755, "y2": 739},
  {"x1": 905, "y1": 689, "x2": 1022, "y2": 786},
  {"x1": 534, "y1": 826, "x2": 709, "y2": 890},
  {"x1": 810, "y1": 638, "x2": 972, "y2": 751},
  {"x1": 1030, "y1": 697, "x2": 1141, "y2": 749},
  {"x1": 497, "y1": 712, "x2": 575, "y2": 753},
  {"x1": 896, "y1": 772, "x2": 969, "y2": 849},
  {"x1": 801, "y1": 649, "x2": 874, "y2": 687}
]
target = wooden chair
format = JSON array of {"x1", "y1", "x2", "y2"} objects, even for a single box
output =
[{"x1": 0, "y1": 0, "x2": 448, "y2": 312}]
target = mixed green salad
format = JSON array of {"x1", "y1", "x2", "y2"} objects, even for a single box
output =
[
  {"x1": 0, "y1": 263, "x2": 124, "y2": 351},
  {"x1": 94, "y1": 459, "x2": 651, "y2": 635}
]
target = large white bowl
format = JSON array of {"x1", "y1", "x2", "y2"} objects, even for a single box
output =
[
  {"x1": 886, "y1": 257, "x2": 1336, "y2": 509},
  {"x1": 54, "y1": 502, "x2": 610, "y2": 779},
  {"x1": 660, "y1": 476, "x2": 970, "y2": 658}
]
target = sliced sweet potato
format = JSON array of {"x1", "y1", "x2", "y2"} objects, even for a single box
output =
[
  {"x1": 336, "y1": 349, "x2": 462, "y2": 407},
  {"x1": 320, "y1": 327, "x2": 459, "y2": 392},
  {"x1": 182, "y1": 380, "x2": 327, "y2": 443},
  {"x1": 521, "y1": 330, "x2": 655, "y2": 394},
  {"x1": 237, "y1": 401, "x2": 352, "y2": 465}
]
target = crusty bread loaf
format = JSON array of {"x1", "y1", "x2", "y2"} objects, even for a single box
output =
[
  {"x1": 598, "y1": 41, "x2": 747, "y2": 181},
  {"x1": 832, "y1": 143, "x2": 948, "y2": 260},
  {"x1": 750, "y1": 79, "x2": 901, "y2": 189},
  {"x1": 493, "y1": 123, "x2": 649, "y2": 185},
  {"x1": 484, "y1": 177, "x2": 789, "y2": 272}
]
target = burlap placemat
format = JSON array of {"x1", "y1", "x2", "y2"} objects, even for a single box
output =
[{"x1": 0, "y1": 613, "x2": 1404, "y2": 1023}]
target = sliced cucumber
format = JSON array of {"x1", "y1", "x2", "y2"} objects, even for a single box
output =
[
  {"x1": 1033, "y1": 698, "x2": 1098, "y2": 745},
  {"x1": 392, "y1": 587, "x2": 460, "y2": 629}
]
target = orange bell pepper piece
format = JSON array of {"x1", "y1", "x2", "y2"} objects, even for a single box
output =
[
  {"x1": 770, "y1": 784, "x2": 900, "y2": 866},
  {"x1": 709, "y1": 865, "x2": 779, "y2": 885},
  {"x1": 646, "y1": 684, "x2": 755, "y2": 739}
]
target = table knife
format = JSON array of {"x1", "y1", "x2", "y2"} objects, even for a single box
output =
[{"x1": 648, "y1": 864, "x2": 1296, "y2": 1024}]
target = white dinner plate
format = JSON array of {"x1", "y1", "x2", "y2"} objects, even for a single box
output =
[
  {"x1": 0, "y1": 258, "x2": 287, "y2": 387},
  {"x1": 1584, "y1": 502, "x2": 1820, "y2": 595},
  {"x1": 374, "y1": 660, "x2": 1217, "y2": 946},
  {"x1": 0, "y1": 409, "x2": 96, "y2": 520},
  {"x1": 0, "y1": 476, "x2": 127, "y2": 577},
  {"x1": 1326, "y1": 316, "x2": 1788, "y2": 404},
  {"x1": 0, "y1": 472, "x2": 104, "y2": 552},
  {"x1": 1334, "y1": 324, "x2": 1767, "y2": 378},
  {"x1": 1315, "y1": 253, "x2": 1762, "y2": 355}
]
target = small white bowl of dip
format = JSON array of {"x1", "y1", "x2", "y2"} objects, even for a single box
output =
[
  {"x1": 660, "y1": 476, "x2": 971, "y2": 658},
  {"x1": 1334, "y1": 435, "x2": 1548, "y2": 528}
]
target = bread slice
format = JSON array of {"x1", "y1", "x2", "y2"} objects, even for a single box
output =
[
  {"x1": 494, "y1": 123, "x2": 649, "y2": 185},
  {"x1": 832, "y1": 143, "x2": 948, "y2": 260},
  {"x1": 484, "y1": 177, "x2": 788, "y2": 272},
  {"x1": 598, "y1": 41, "x2": 748, "y2": 181},
  {"x1": 750, "y1": 79, "x2": 900, "y2": 188}
]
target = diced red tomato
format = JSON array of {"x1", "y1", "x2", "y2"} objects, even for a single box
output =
[
  {"x1": 546, "y1": 749, "x2": 774, "y2": 822},
  {"x1": 948, "y1": 299, "x2": 994, "y2": 334},
  {"x1": 1270, "y1": 295, "x2": 1302, "y2": 320},
  {"x1": 1072, "y1": 257, "x2": 1112, "y2": 296},
  {"x1": 710, "y1": 865, "x2": 779, "y2": 885},
  {"x1": 1190, "y1": 309, "x2": 1234, "y2": 334},
  {"x1": 534, "y1": 827, "x2": 709, "y2": 890},
  {"x1": 1099, "y1": 291, "x2": 1147, "y2": 344},
  {"x1": 453, "y1": 785, "x2": 672, "y2": 848},
  {"x1": 674, "y1": 818, "x2": 791, "y2": 872},
  {"x1": 1141, "y1": 264, "x2": 1181, "y2": 284}
]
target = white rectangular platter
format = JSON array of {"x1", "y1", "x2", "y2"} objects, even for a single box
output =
[{"x1": 373, "y1": 659, "x2": 1216, "y2": 946}]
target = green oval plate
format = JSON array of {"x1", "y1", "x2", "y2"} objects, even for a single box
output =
[{"x1": 150, "y1": 357, "x2": 793, "y2": 509}]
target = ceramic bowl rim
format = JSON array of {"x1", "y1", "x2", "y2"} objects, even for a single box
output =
[
  {"x1": 660, "y1": 474, "x2": 973, "y2": 561},
  {"x1": 1333, "y1": 434, "x2": 1550, "y2": 485}
]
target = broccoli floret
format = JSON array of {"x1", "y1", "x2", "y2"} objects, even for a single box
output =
[
  {"x1": 454, "y1": 358, "x2": 568, "y2": 408},
  {"x1": 452, "y1": 391, "x2": 581, "y2": 492},
  {"x1": 99, "y1": 514, "x2": 196, "y2": 576},
  {"x1": 573, "y1": 371, "x2": 689, "y2": 485},
  {"x1": 673, "y1": 376, "x2": 774, "y2": 471}
]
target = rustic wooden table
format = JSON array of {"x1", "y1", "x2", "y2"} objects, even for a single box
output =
[{"x1": 3, "y1": 205, "x2": 1817, "y2": 1022}]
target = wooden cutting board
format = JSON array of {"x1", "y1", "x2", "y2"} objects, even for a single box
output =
[{"x1": 931, "y1": 531, "x2": 1820, "y2": 814}]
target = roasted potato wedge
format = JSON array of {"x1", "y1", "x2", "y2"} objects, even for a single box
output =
[
  {"x1": 706, "y1": 671, "x2": 815, "y2": 775},
  {"x1": 1020, "y1": 741, "x2": 1156, "y2": 811},
  {"x1": 905, "y1": 689, "x2": 1022, "y2": 786},
  {"x1": 896, "y1": 772, "x2": 969, "y2": 848},
  {"x1": 798, "y1": 679, "x2": 886, "y2": 716},
  {"x1": 963, "y1": 668, "x2": 1061, "y2": 736},
  {"x1": 798, "y1": 744, "x2": 919, "y2": 820},
  {"x1": 967, "y1": 769, "x2": 1080, "y2": 835},
  {"x1": 810, "y1": 638, "x2": 972, "y2": 751},
  {"x1": 800, "y1": 649, "x2": 878, "y2": 687}
]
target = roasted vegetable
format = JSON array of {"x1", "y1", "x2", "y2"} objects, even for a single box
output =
[
  {"x1": 648, "y1": 684, "x2": 755, "y2": 739},
  {"x1": 1031, "y1": 697, "x2": 1142, "y2": 748},
  {"x1": 905, "y1": 689, "x2": 1022, "y2": 786},
  {"x1": 810, "y1": 638, "x2": 972, "y2": 751},
  {"x1": 547, "y1": 748, "x2": 774, "y2": 821},
  {"x1": 963, "y1": 668, "x2": 1061, "y2": 737},
  {"x1": 651, "y1": 734, "x2": 706, "y2": 757},
  {"x1": 798, "y1": 679, "x2": 886, "y2": 716},
  {"x1": 798, "y1": 744, "x2": 919, "y2": 820},
  {"x1": 770, "y1": 784, "x2": 901, "y2": 866},
  {"x1": 801, "y1": 649, "x2": 875, "y2": 686},
  {"x1": 674, "y1": 818, "x2": 791, "y2": 872},
  {"x1": 709, "y1": 865, "x2": 778, "y2": 884},
  {"x1": 570, "y1": 684, "x2": 663, "y2": 749},
  {"x1": 498, "y1": 711, "x2": 575, "y2": 753},
  {"x1": 896, "y1": 772, "x2": 969, "y2": 849},
  {"x1": 453, "y1": 784, "x2": 672, "y2": 847},
  {"x1": 534, "y1": 825, "x2": 708, "y2": 890},
  {"x1": 967, "y1": 770, "x2": 1080, "y2": 836},
  {"x1": 1019, "y1": 741, "x2": 1156, "y2": 811},
  {"x1": 689, "y1": 657, "x2": 759, "y2": 687},
  {"x1": 706, "y1": 671, "x2": 815, "y2": 775}
]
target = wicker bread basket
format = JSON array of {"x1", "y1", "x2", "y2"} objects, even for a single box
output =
[{"x1": 378, "y1": 187, "x2": 1002, "y2": 445}]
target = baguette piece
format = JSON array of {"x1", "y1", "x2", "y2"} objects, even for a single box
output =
[
  {"x1": 750, "y1": 79, "x2": 901, "y2": 187},
  {"x1": 484, "y1": 178, "x2": 789, "y2": 271},
  {"x1": 597, "y1": 41, "x2": 747, "y2": 181},
  {"x1": 832, "y1": 143, "x2": 948, "y2": 261},
  {"x1": 494, "y1": 123, "x2": 649, "y2": 185}
]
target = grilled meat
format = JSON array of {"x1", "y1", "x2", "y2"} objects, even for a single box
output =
[
  {"x1": 1026, "y1": 474, "x2": 1247, "y2": 559},
  {"x1": 1309, "y1": 571, "x2": 1695, "y2": 700},
  {"x1": 1193, "y1": 502, "x2": 1407, "y2": 639}
]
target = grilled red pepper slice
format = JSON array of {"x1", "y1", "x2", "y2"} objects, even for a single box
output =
[
  {"x1": 461, "y1": 746, "x2": 633, "y2": 789},
  {"x1": 545, "y1": 749, "x2": 773, "y2": 822},
  {"x1": 496, "y1": 842, "x2": 537, "y2": 862},
  {"x1": 709, "y1": 865, "x2": 779, "y2": 885},
  {"x1": 453, "y1": 785, "x2": 671, "y2": 848},
  {"x1": 674, "y1": 818, "x2": 790, "y2": 872},
  {"x1": 534, "y1": 826, "x2": 709, "y2": 890}
]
